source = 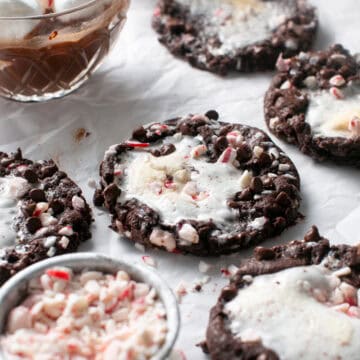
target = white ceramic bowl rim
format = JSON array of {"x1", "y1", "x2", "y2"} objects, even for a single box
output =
[
  {"x1": 0, "y1": 253, "x2": 180, "y2": 360},
  {"x1": 0, "y1": 0, "x2": 106, "y2": 20}
]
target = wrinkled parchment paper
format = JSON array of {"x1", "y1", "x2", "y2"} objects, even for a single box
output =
[{"x1": 1, "y1": 0, "x2": 360, "y2": 358}]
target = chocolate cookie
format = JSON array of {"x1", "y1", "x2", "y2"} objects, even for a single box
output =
[
  {"x1": 204, "y1": 226, "x2": 360, "y2": 359},
  {"x1": 94, "y1": 111, "x2": 301, "y2": 256},
  {"x1": 0, "y1": 149, "x2": 92, "y2": 286},
  {"x1": 152, "y1": 0, "x2": 317, "y2": 75},
  {"x1": 265, "y1": 45, "x2": 360, "y2": 166}
]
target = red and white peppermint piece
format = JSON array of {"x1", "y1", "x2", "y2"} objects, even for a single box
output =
[
  {"x1": 347, "y1": 306, "x2": 360, "y2": 318},
  {"x1": 329, "y1": 75, "x2": 346, "y2": 87},
  {"x1": 190, "y1": 144, "x2": 207, "y2": 158},
  {"x1": 113, "y1": 164, "x2": 124, "y2": 177},
  {"x1": 142, "y1": 255, "x2": 157, "y2": 268},
  {"x1": 16, "y1": 165, "x2": 28, "y2": 172},
  {"x1": 175, "y1": 282, "x2": 188, "y2": 301},
  {"x1": 349, "y1": 116, "x2": 360, "y2": 137},
  {"x1": 178, "y1": 223, "x2": 199, "y2": 244},
  {"x1": 164, "y1": 179, "x2": 177, "y2": 190},
  {"x1": 46, "y1": 268, "x2": 71, "y2": 281},
  {"x1": 149, "y1": 228, "x2": 176, "y2": 252},
  {"x1": 33, "y1": 202, "x2": 49, "y2": 217},
  {"x1": 182, "y1": 181, "x2": 198, "y2": 197},
  {"x1": 150, "y1": 123, "x2": 169, "y2": 136},
  {"x1": 191, "y1": 191, "x2": 209, "y2": 201},
  {"x1": 58, "y1": 225, "x2": 74, "y2": 236},
  {"x1": 226, "y1": 131, "x2": 243, "y2": 146},
  {"x1": 153, "y1": 7, "x2": 161, "y2": 17},
  {"x1": 276, "y1": 54, "x2": 291, "y2": 72},
  {"x1": 72, "y1": 195, "x2": 85, "y2": 210},
  {"x1": 330, "y1": 87, "x2": 345, "y2": 100},
  {"x1": 39, "y1": 213, "x2": 58, "y2": 227},
  {"x1": 125, "y1": 141, "x2": 150, "y2": 148},
  {"x1": 220, "y1": 268, "x2": 231, "y2": 277},
  {"x1": 59, "y1": 236, "x2": 70, "y2": 249},
  {"x1": 228, "y1": 264, "x2": 239, "y2": 276},
  {"x1": 6, "y1": 306, "x2": 31, "y2": 333},
  {"x1": 280, "y1": 80, "x2": 292, "y2": 90},
  {"x1": 217, "y1": 147, "x2": 237, "y2": 164}
]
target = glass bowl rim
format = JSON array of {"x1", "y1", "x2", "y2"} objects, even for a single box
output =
[{"x1": 0, "y1": 0, "x2": 105, "y2": 20}]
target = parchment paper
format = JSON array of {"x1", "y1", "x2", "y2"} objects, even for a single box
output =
[{"x1": 1, "y1": 0, "x2": 360, "y2": 358}]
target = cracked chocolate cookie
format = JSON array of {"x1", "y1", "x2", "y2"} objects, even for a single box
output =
[
  {"x1": 265, "y1": 44, "x2": 360, "y2": 166},
  {"x1": 204, "y1": 226, "x2": 360, "y2": 359},
  {"x1": 94, "y1": 111, "x2": 301, "y2": 256},
  {"x1": 152, "y1": 0, "x2": 317, "y2": 75},
  {"x1": 0, "y1": 149, "x2": 92, "y2": 286}
]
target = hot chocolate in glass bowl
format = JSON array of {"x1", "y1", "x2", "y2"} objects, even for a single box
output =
[{"x1": 0, "y1": 0, "x2": 130, "y2": 102}]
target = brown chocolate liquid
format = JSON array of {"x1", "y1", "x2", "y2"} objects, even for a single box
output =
[{"x1": 0, "y1": 17, "x2": 123, "y2": 98}]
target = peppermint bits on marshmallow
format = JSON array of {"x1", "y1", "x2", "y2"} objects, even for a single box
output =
[
  {"x1": 349, "y1": 116, "x2": 360, "y2": 137},
  {"x1": 217, "y1": 147, "x2": 237, "y2": 164}
]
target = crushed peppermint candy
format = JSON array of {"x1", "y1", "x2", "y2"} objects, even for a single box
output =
[
  {"x1": 199, "y1": 260, "x2": 212, "y2": 274},
  {"x1": 349, "y1": 116, "x2": 360, "y2": 137},
  {"x1": 1, "y1": 267, "x2": 168, "y2": 360},
  {"x1": 329, "y1": 75, "x2": 346, "y2": 87},
  {"x1": 125, "y1": 141, "x2": 150, "y2": 148},
  {"x1": 141, "y1": 255, "x2": 157, "y2": 268},
  {"x1": 217, "y1": 147, "x2": 237, "y2": 164},
  {"x1": 175, "y1": 281, "x2": 188, "y2": 302},
  {"x1": 330, "y1": 87, "x2": 345, "y2": 100}
]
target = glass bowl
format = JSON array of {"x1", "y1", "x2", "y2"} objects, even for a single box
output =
[{"x1": 0, "y1": 0, "x2": 130, "y2": 102}]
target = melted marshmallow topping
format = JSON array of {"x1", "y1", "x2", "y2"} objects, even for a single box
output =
[
  {"x1": 1, "y1": 267, "x2": 168, "y2": 360},
  {"x1": 306, "y1": 85, "x2": 360, "y2": 138},
  {"x1": 224, "y1": 264, "x2": 360, "y2": 359},
  {"x1": 175, "y1": 0, "x2": 297, "y2": 55},
  {"x1": 0, "y1": 176, "x2": 29, "y2": 248},
  {"x1": 119, "y1": 135, "x2": 241, "y2": 225}
]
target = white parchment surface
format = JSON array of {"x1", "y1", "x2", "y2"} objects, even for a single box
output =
[{"x1": 0, "y1": 0, "x2": 360, "y2": 358}]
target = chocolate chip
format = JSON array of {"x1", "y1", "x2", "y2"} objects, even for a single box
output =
[
  {"x1": 167, "y1": 19, "x2": 185, "y2": 34},
  {"x1": 205, "y1": 110, "x2": 219, "y2": 120},
  {"x1": 50, "y1": 199, "x2": 64, "y2": 215},
  {"x1": 254, "y1": 246, "x2": 276, "y2": 261},
  {"x1": 236, "y1": 188, "x2": 253, "y2": 201},
  {"x1": 250, "y1": 177, "x2": 263, "y2": 193},
  {"x1": 304, "y1": 226, "x2": 321, "y2": 243},
  {"x1": 41, "y1": 164, "x2": 58, "y2": 178},
  {"x1": 236, "y1": 144, "x2": 252, "y2": 162},
  {"x1": 30, "y1": 189, "x2": 46, "y2": 202},
  {"x1": 132, "y1": 126, "x2": 147, "y2": 142},
  {"x1": 221, "y1": 286, "x2": 237, "y2": 302},
  {"x1": 214, "y1": 136, "x2": 228, "y2": 154},
  {"x1": 104, "y1": 184, "x2": 121, "y2": 208},
  {"x1": 26, "y1": 217, "x2": 42, "y2": 234},
  {"x1": 276, "y1": 192, "x2": 292, "y2": 207},
  {"x1": 93, "y1": 189, "x2": 105, "y2": 207},
  {"x1": 227, "y1": 200, "x2": 240, "y2": 209},
  {"x1": 23, "y1": 169, "x2": 38, "y2": 183},
  {"x1": 263, "y1": 177, "x2": 274, "y2": 188},
  {"x1": 257, "y1": 152, "x2": 272, "y2": 167},
  {"x1": 151, "y1": 143, "x2": 176, "y2": 157}
]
